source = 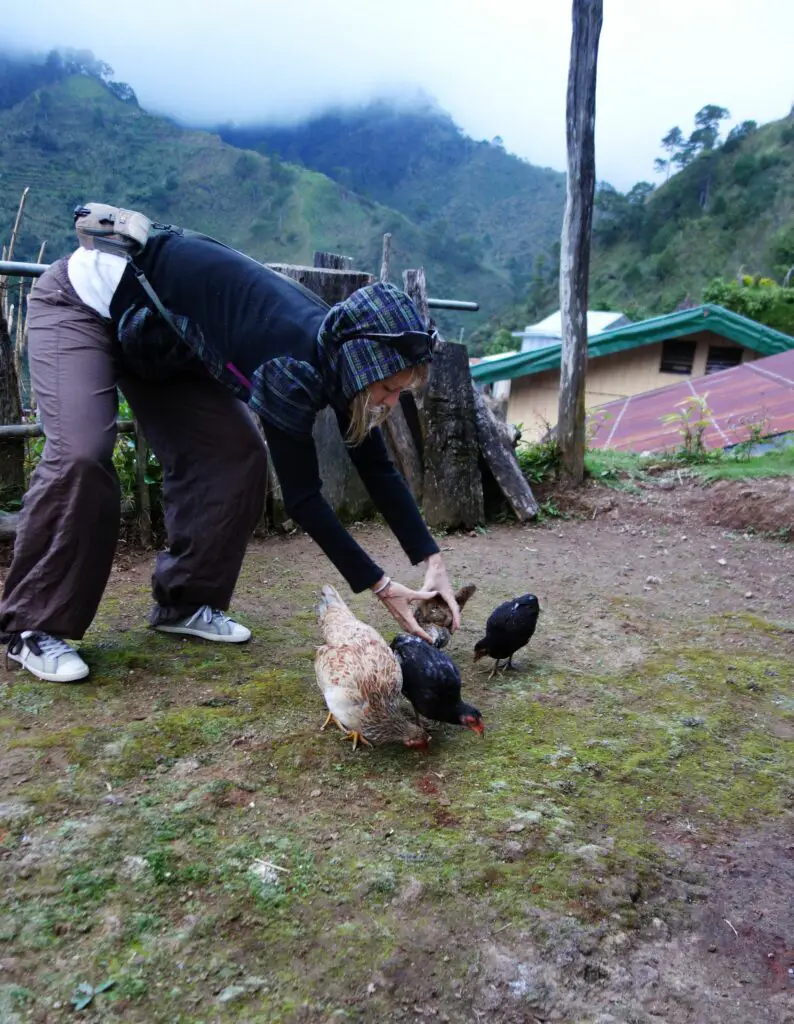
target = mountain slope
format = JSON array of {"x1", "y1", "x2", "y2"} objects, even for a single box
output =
[
  {"x1": 0, "y1": 76, "x2": 517, "y2": 334},
  {"x1": 590, "y1": 113, "x2": 794, "y2": 317},
  {"x1": 219, "y1": 101, "x2": 566, "y2": 296}
]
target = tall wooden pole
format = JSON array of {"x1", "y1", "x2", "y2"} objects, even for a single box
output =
[{"x1": 557, "y1": 0, "x2": 603, "y2": 484}]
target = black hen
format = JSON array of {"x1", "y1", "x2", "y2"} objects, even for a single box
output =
[
  {"x1": 390, "y1": 634, "x2": 484, "y2": 734},
  {"x1": 474, "y1": 594, "x2": 540, "y2": 678}
]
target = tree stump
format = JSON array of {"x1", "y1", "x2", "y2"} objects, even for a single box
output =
[
  {"x1": 382, "y1": 403, "x2": 423, "y2": 503},
  {"x1": 420, "y1": 340, "x2": 483, "y2": 529},
  {"x1": 267, "y1": 264, "x2": 374, "y2": 307},
  {"x1": 313, "y1": 407, "x2": 371, "y2": 521},
  {"x1": 313, "y1": 251, "x2": 353, "y2": 270}
]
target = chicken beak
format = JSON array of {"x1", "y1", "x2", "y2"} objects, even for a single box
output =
[{"x1": 468, "y1": 721, "x2": 485, "y2": 737}]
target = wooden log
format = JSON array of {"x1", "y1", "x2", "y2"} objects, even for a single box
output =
[
  {"x1": 268, "y1": 263, "x2": 374, "y2": 307},
  {"x1": 381, "y1": 404, "x2": 423, "y2": 503},
  {"x1": 557, "y1": 0, "x2": 603, "y2": 485},
  {"x1": 472, "y1": 388, "x2": 537, "y2": 521},
  {"x1": 379, "y1": 233, "x2": 392, "y2": 283},
  {"x1": 420, "y1": 340, "x2": 484, "y2": 530}
]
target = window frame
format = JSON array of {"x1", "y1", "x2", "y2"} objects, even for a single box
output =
[
  {"x1": 659, "y1": 339, "x2": 697, "y2": 375},
  {"x1": 704, "y1": 345, "x2": 743, "y2": 375}
]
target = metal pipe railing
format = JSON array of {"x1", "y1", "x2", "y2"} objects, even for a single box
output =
[
  {"x1": 0, "y1": 420, "x2": 135, "y2": 439},
  {"x1": 0, "y1": 260, "x2": 50, "y2": 278},
  {"x1": 427, "y1": 298, "x2": 479, "y2": 311}
]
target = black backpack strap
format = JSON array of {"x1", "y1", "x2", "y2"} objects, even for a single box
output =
[{"x1": 125, "y1": 256, "x2": 182, "y2": 338}]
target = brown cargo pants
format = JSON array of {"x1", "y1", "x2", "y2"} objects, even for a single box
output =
[{"x1": 0, "y1": 258, "x2": 268, "y2": 640}]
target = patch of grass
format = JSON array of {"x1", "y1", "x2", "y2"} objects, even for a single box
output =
[
  {"x1": 585, "y1": 448, "x2": 657, "y2": 484},
  {"x1": 516, "y1": 434, "x2": 562, "y2": 483},
  {"x1": 694, "y1": 441, "x2": 794, "y2": 481},
  {"x1": 584, "y1": 434, "x2": 794, "y2": 487},
  {"x1": 3, "y1": 569, "x2": 794, "y2": 1021}
]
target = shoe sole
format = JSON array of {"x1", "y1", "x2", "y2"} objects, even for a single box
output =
[
  {"x1": 6, "y1": 652, "x2": 89, "y2": 683},
  {"x1": 153, "y1": 625, "x2": 251, "y2": 643}
]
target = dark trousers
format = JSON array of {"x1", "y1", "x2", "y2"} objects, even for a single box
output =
[{"x1": 0, "y1": 259, "x2": 268, "y2": 639}]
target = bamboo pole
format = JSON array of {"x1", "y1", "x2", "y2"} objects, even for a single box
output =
[
  {"x1": 0, "y1": 187, "x2": 30, "y2": 309},
  {"x1": 14, "y1": 278, "x2": 25, "y2": 406}
]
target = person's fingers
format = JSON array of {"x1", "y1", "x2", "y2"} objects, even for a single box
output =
[
  {"x1": 403, "y1": 588, "x2": 439, "y2": 602},
  {"x1": 448, "y1": 596, "x2": 462, "y2": 632},
  {"x1": 383, "y1": 597, "x2": 434, "y2": 644},
  {"x1": 403, "y1": 612, "x2": 434, "y2": 643}
]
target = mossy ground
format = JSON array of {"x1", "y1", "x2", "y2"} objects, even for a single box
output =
[{"x1": 1, "y1": 492, "x2": 793, "y2": 1023}]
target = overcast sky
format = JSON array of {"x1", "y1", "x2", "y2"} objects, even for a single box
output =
[{"x1": 4, "y1": 0, "x2": 793, "y2": 189}]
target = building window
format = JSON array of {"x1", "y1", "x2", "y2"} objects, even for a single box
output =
[
  {"x1": 659, "y1": 340, "x2": 697, "y2": 374},
  {"x1": 705, "y1": 346, "x2": 743, "y2": 374}
]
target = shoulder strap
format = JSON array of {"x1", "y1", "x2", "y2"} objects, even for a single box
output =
[{"x1": 125, "y1": 256, "x2": 182, "y2": 337}]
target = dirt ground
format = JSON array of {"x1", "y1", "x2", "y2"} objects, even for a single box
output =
[{"x1": 1, "y1": 478, "x2": 793, "y2": 1023}]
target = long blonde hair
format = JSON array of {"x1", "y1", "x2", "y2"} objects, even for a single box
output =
[{"x1": 346, "y1": 363, "x2": 430, "y2": 446}]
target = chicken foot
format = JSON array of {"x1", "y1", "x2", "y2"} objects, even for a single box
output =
[
  {"x1": 321, "y1": 712, "x2": 348, "y2": 734},
  {"x1": 488, "y1": 656, "x2": 519, "y2": 680},
  {"x1": 343, "y1": 730, "x2": 372, "y2": 751}
]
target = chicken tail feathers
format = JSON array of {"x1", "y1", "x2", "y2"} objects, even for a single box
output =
[{"x1": 455, "y1": 583, "x2": 477, "y2": 610}]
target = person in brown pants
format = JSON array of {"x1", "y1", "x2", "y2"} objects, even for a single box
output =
[
  {"x1": 1, "y1": 259, "x2": 267, "y2": 681},
  {"x1": 1, "y1": 225, "x2": 461, "y2": 683}
]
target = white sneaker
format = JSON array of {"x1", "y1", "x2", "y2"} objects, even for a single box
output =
[
  {"x1": 6, "y1": 631, "x2": 89, "y2": 683},
  {"x1": 153, "y1": 605, "x2": 251, "y2": 643}
]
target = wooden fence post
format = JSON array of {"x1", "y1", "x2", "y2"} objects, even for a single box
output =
[
  {"x1": 379, "y1": 233, "x2": 392, "y2": 283},
  {"x1": 402, "y1": 268, "x2": 430, "y2": 326},
  {"x1": 557, "y1": 0, "x2": 603, "y2": 484}
]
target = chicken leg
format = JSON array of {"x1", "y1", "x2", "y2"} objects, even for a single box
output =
[
  {"x1": 343, "y1": 730, "x2": 372, "y2": 751},
  {"x1": 321, "y1": 712, "x2": 348, "y2": 734}
]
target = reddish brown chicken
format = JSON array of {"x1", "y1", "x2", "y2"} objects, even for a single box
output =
[
  {"x1": 314, "y1": 585, "x2": 429, "y2": 751},
  {"x1": 415, "y1": 583, "x2": 477, "y2": 648}
]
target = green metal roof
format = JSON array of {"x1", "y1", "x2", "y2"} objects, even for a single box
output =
[{"x1": 470, "y1": 304, "x2": 794, "y2": 385}]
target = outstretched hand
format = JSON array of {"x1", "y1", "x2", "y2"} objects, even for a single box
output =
[
  {"x1": 422, "y1": 554, "x2": 462, "y2": 631},
  {"x1": 372, "y1": 578, "x2": 438, "y2": 643}
]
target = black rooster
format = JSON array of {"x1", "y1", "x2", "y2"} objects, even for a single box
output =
[
  {"x1": 473, "y1": 594, "x2": 540, "y2": 678},
  {"x1": 390, "y1": 634, "x2": 484, "y2": 735}
]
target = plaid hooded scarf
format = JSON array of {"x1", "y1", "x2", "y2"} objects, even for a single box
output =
[
  {"x1": 250, "y1": 282, "x2": 434, "y2": 435},
  {"x1": 117, "y1": 281, "x2": 434, "y2": 436}
]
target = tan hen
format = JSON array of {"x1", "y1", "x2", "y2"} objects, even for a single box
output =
[{"x1": 314, "y1": 585, "x2": 429, "y2": 751}]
